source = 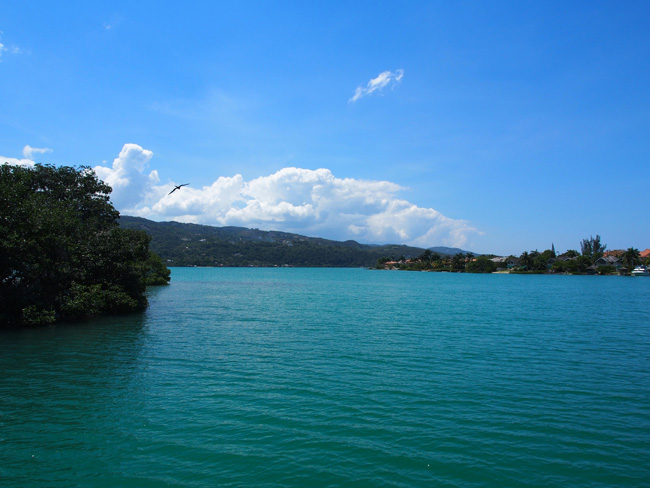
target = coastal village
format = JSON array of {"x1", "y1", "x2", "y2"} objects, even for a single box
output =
[
  {"x1": 378, "y1": 242, "x2": 650, "y2": 275},
  {"x1": 489, "y1": 248, "x2": 650, "y2": 275}
]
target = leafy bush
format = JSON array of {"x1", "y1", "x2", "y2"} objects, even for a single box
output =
[
  {"x1": 597, "y1": 265, "x2": 617, "y2": 275},
  {"x1": 465, "y1": 256, "x2": 497, "y2": 273}
]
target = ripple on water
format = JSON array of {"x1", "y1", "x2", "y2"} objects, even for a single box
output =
[{"x1": 1, "y1": 269, "x2": 649, "y2": 487}]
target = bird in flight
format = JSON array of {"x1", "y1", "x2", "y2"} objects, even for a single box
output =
[{"x1": 168, "y1": 183, "x2": 190, "y2": 195}]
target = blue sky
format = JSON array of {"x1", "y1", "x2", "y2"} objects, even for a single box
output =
[{"x1": 1, "y1": 1, "x2": 649, "y2": 255}]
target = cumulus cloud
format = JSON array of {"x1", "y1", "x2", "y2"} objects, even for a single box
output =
[
  {"x1": 0, "y1": 155, "x2": 35, "y2": 167},
  {"x1": 1, "y1": 144, "x2": 50, "y2": 167},
  {"x1": 96, "y1": 144, "x2": 480, "y2": 248},
  {"x1": 349, "y1": 69, "x2": 404, "y2": 103},
  {"x1": 94, "y1": 143, "x2": 159, "y2": 211},
  {"x1": 23, "y1": 145, "x2": 52, "y2": 159}
]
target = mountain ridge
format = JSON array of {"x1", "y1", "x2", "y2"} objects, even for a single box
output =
[
  {"x1": 119, "y1": 216, "x2": 479, "y2": 267},
  {"x1": 428, "y1": 246, "x2": 476, "y2": 256}
]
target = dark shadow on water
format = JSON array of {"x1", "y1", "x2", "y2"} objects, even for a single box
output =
[{"x1": 0, "y1": 309, "x2": 150, "y2": 396}]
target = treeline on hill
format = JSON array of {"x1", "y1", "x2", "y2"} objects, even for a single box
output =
[
  {"x1": 118, "y1": 216, "x2": 429, "y2": 267},
  {"x1": 0, "y1": 164, "x2": 170, "y2": 328}
]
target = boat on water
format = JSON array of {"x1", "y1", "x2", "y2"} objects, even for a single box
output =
[{"x1": 631, "y1": 265, "x2": 650, "y2": 276}]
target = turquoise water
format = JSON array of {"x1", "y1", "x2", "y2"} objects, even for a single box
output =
[{"x1": 2, "y1": 268, "x2": 649, "y2": 487}]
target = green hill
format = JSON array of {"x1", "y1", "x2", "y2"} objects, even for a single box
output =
[
  {"x1": 118, "y1": 216, "x2": 430, "y2": 267},
  {"x1": 428, "y1": 246, "x2": 476, "y2": 256}
]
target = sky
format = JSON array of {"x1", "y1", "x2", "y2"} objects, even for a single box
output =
[{"x1": 1, "y1": 1, "x2": 649, "y2": 255}]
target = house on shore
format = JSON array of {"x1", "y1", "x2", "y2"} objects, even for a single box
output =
[
  {"x1": 546, "y1": 253, "x2": 579, "y2": 269},
  {"x1": 603, "y1": 250, "x2": 625, "y2": 258},
  {"x1": 594, "y1": 255, "x2": 623, "y2": 269},
  {"x1": 490, "y1": 256, "x2": 520, "y2": 269}
]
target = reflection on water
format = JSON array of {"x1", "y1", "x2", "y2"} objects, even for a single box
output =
[{"x1": 0, "y1": 312, "x2": 150, "y2": 487}]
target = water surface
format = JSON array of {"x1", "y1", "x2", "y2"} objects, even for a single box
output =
[{"x1": 2, "y1": 269, "x2": 649, "y2": 487}]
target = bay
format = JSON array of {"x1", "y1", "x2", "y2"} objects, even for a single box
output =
[{"x1": 1, "y1": 268, "x2": 649, "y2": 487}]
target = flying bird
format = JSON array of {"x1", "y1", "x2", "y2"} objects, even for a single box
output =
[{"x1": 168, "y1": 183, "x2": 189, "y2": 195}]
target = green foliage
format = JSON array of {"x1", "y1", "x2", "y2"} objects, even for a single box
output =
[
  {"x1": 532, "y1": 255, "x2": 545, "y2": 271},
  {"x1": 59, "y1": 283, "x2": 106, "y2": 320},
  {"x1": 552, "y1": 256, "x2": 591, "y2": 273},
  {"x1": 419, "y1": 249, "x2": 433, "y2": 262},
  {"x1": 552, "y1": 259, "x2": 582, "y2": 274},
  {"x1": 551, "y1": 260, "x2": 565, "y2": 272},
  {"x1": 0, "y1": 164, "x2": 170, "y2": 327},
  {"x1": 465, "y1": 256, "x2": 497, "y2": 273},
  {"x1": 621, "y1": 248, "x2": 640, "y2": 269},
  {"x1": 580, "y1": 235, "x2": 607, "y2": 262},
  {"x1": 144, "y1": 251, "x2": 172, "y2": 285},
  {"x1": 21, "y1": 306, "x2": 56, "y2": 326},
  {"x1": 576, "y1": 256, "x2": 591, "y2": 271},
  {"x1": 540, "y1": 249, "x2": 556, "y2": 261},
  {"x1": 597, "y1": 265, "x2": 617, "y2": 275},
  {"x1": 451, "y1": 253, "x2": 466, "y2": 271}
]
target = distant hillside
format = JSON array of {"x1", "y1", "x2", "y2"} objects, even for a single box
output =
[
  {"x1": 428, "y1": 246, "x2": 478, "y2": 256},
  {"x1": 119, "y1": 216, "x2": 428, "y2": 267}
]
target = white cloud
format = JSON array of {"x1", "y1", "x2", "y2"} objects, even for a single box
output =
[
  {"x1": 94, "y1": 143, "x2": 159, "y2": 211},
  {"x1": 349, "y1": 69, "x2": 404, "y2": 103},
  {"x1": 23, "y1": 145, "x2": 52, "y2": 159},
  {"x1": 1, "y1": 144, "x2": 51, "y2": 167},
  {"x1": 0, "y1": 32, "x2": 21, "y2": 60},
  {"x1": 102, "y1": 15, "x2": 123, "y2": 32},
  {"x1": 96, "y1": 144, "x2": 480, "y2": 248},
  {"x1": 0, "y1": 155, "x2": 35, "y2": 167}
]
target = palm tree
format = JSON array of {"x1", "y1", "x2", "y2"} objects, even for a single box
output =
[
  {"x1": 419, "y1": 249, "x2": 433, "y2": 262},
  {"x1": 451, "y1": 253, "x2": 465, "y2": 271},
  {"x1": 622, "y1": 248, "x2": 640, "y2": 269}
]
